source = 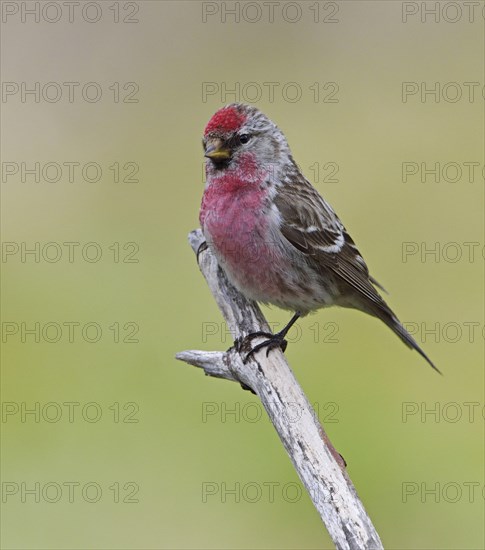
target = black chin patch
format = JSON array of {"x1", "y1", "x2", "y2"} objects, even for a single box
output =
[{"x1": 210, "y1": 158, "x2": 231, "y2": 169}]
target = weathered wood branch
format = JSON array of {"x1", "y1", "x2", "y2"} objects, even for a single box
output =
[{"x1": 176, "y1": 229, "x2": 383, "y2": 550}]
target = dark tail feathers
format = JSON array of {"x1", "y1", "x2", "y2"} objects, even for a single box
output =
[{"x1": 374, "y1": 307, "x2": 442, "y2": 375}]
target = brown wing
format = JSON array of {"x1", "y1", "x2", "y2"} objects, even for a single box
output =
[{"x1": 274, "y1": 178, "x2": 387, "y2": 308}]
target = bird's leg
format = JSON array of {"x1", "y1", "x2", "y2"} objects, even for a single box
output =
[{"x1": 241, "y1": 312, "x2": 301, "y2": 363}]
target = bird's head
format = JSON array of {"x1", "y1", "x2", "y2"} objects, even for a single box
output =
[{"x1": 202, "y1": 104, "x2": 290, "y2": 173}]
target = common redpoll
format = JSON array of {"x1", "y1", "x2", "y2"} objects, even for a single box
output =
[{"x1": 199, "y1": 104, "x2": 439, "y2": 373}]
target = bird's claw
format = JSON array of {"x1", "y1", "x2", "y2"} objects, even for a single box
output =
[
  {"x1": 238, "y1": 332, "x2": 288, "y2": 363},
  {"x1": 253, "y1": 335, "x2": 288, "y2": 358},
  {"x1": 196, "y1": 240, "x2": 208, "y2": 263},
  {"x1": 231, "y1": 331, "x2": 272, "y2": 354}
]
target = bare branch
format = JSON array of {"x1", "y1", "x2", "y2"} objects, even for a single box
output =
[{"x1": 176, "y1": 229, "x2": 384, "y2": 550}]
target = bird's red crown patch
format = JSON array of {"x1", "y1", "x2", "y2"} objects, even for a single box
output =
[{"x1": 204, "y1": 106, "x2": 246, "y2": 136}]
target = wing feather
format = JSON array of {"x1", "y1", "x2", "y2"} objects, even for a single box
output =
[{"x1": 274, "y1": 177, "x2": 387, "y2": 308}]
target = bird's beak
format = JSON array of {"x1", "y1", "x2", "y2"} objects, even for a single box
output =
[{"x1": 204, "y1": 138, "x2": 231, "y2": 161}]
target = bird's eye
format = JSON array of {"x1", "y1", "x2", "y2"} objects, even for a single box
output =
[{"x1": 239, "y1": 134, "x2": 251, "y2": 144}]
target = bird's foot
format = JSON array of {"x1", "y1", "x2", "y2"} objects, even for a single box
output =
[
  {"x1": 233, "y1": 332, "x2": 271, "y2": 353},
  {"x1": 235, "y1": 331, "x2": 288, "y2": 363}
]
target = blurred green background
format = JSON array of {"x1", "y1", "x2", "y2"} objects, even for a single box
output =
[{"x1": 1, "y1": 1, "x2": 483, "y2": 548}]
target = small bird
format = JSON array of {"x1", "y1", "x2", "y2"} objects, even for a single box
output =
[{"x1": 199, "y1": 103, "x2": 439, "y2": 373}]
